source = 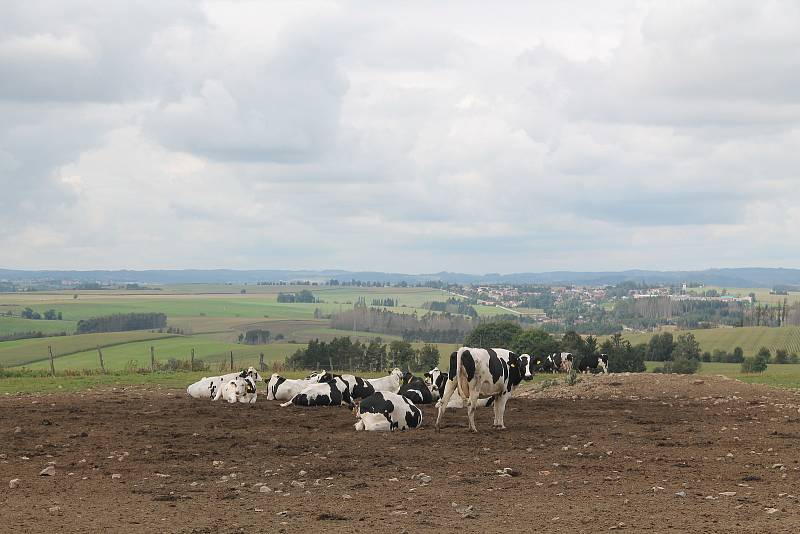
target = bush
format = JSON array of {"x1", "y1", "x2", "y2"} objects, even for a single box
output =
[
  {"x1": 741, "y1": 356, "x2": 768, "y2": 374},
  {"x1": 774, "y1": 349, "x2": 789, "y2": 364}
]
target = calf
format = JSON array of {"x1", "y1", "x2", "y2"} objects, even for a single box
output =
[
  {"x1": 577, "y1": 353, "x2": 609, "y2": 374},
  {"x1": 435, "y1": 348, "x2": 533, "y2": 432},
  {"x1": 424, "y1": 367, "x2": 495, "y2": 409},
  {"x1": 366, "y1": 368, "x2": 404, "y2": 393},
  {"x1": 187, "y1": 367, "x2": 262, "y2": 400},
  {"x1": 354, "y1": 391, "x2": 422, "y2": 431},
  {"x1": 398, "y1": 372, "x2": 433, "y2": 405},
  {"x1": 213, "y1": 376, "x2": 258, "y2": 404},
  {"x1": 280, "y1": 374, "x2": 354, "y2": 407},
  {"x1": 265, "y1": 374, "x2": 316, "y2": 401}
]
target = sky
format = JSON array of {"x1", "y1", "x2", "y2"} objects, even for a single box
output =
[{"x1": 1, "y1": 0, "x2": 800, "y2": 274}]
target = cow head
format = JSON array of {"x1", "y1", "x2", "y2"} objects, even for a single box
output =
[
  {"x1": 390, "y1": 368, "x2": 404, "y2": 380},
  {"x1": 423, "y1": 367, "x2": 439, "y2": 386},
  {"x1": 316, "y1": 371, "x2": 335, "y2": 383},
  {"x1": 402, "y1": 370, "x2": 415, "y2": 384},
  {"x1": 519, "y1": 354, "x2": 534, "y2": 381}
]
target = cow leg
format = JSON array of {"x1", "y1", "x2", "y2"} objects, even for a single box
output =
[
  {"x1": 494, "y1": 393, "x2": 510, "y2": 429},
  {"x1": 491, "y1": 395, "x2": 501, "y2": 428},
  {"x1": 466, "y1": 387, "x2": 480, "y2": 433},
  {"x1": 435, "y1": 377, "x2": 458, "y2": 431}
]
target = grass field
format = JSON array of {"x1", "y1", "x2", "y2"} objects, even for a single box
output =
[
  {"x1": 0, "y1": 316, "x2": 77, "y2": 336},
  {"x1": 698, "y1": 286, "x2": 800, "y2": 306},
  {"x1": 645, "y1": 361, "x2": 800, "y2": 389},
  {"x1": 0, "y1": 331, "x2": 177, "y2": 368},
  {"x1": 619, "y1": 326, "x2": 800, "y2": 357}
]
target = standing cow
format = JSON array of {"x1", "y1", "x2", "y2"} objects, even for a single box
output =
[
  {"x1": 435, "y1": 348, "x2": 533, "y2": 432},
  {"x1": 577, "y1": 353, "x2": 609, "y2": 374},
  {"x1": 424, "y1": 367, "x2": 495, "y2": 409}
]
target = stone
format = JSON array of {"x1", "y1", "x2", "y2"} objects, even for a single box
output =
[
  {"x1": 39, "y1": 465, "x2": 55, "y2": 476},
  {"x1": 111, "y1": 473, "x2": 121, "y2": 480},
  {"x1": 260, "y1": 486, "x2": 272, "y2": 493},
  {"x1": 9, "y1": 478, "x2": 21, "y2": 489}
]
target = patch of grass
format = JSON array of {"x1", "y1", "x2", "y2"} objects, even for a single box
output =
[
  {"x1": 645, "y1": 360, "x2": 800, "y2": 389},
  {"x1": 0, "y1": 316, "x2": 77, "y2": 336},
  {"x1": 619, "y1": 326, "x2": 800, "y2": 357}
]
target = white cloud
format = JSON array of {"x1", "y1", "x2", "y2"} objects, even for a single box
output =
[{"x1": 1, "y1": 1, "x2": 800, "y2": 272}]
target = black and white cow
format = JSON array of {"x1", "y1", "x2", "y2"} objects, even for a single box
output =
[
  {"x1": 435, "y1": 348, "x2": 533, "y2": 432},
  {"x1": 187, "y1": 367, "x2": 262, "y2": 400},
  {"x1": 354, "y1": 391, "x2": 422, "y2": 431},
  {"x1": 264, "y1": 374, "x2": 317, "y2": 401},
  {"x1": 280, "y1": 374, "x2": 354, "y2": 407},
  {"x1": 577, "y1": 353, "x2": 609, "y2": 374},
  {"x1": 213, "y1": 375, "x2": 258, "y2": 404},
  {"x1": 424, "y1": 367, "x2": 496, "y2": 409},
  {"x1": 366, "y1": 368, "x2": 404, "y2": 393},
  {"x1": 528, "y1": 354, "x2": 553, "y2": 374},
  {"x1": 335, "y1": 373, "x2": 376, "y2": 400},
  {"x1": 398, "y1": 372, "x2": 434, "y2": 405}
]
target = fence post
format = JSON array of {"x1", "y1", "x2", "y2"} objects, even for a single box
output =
[
  {"x1": 259, "y1": 352, "x2": 265, "y2": 371},
  {"x1": 48, "y1": 345, "x2": 56, "y2": 377},
  {"x1": 97, "y1": 346, "x2": 105, "y2": 373},
  {"x1": 230, "y1": 351, "x2": 234, "y2": 371},
  {"x1": 150, "y1": 346, "x2": 155, "y2": 372},
  {"x1": 190, "y1": 348, "x2": 195, "y2": 371}
]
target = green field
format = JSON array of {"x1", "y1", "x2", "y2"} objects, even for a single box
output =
[
  {"x1": 0, "y1": 316, "x2": 77, "y2": 336},
  {"x1": 0, "y1": 331, "x2": 176, "y2": 368},
  {"x1": 645, "y1": 361, "x2": 800, "y2": 389},
  {"x1": 697, "y1": 286, "x2": 800, "y2": 306},
  {"x1": 620, "y1": 326, "x2": 800, "y2": 357}
]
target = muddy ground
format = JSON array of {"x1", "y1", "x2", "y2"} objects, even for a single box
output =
[{"x1": 2, "y1": 374, "x2": 800, "y2": 533}]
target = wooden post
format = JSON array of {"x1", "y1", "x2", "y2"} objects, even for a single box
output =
[
  {"x1": 48, "y1": 345, "x2": 56, "y2": 377},
  {"x1": 190, "y1": 348, "x2": 195, "y2": 371},
  {"x1": 259, "y1": 352, "x2": 265, "y2": 371},
  {"x1": 97, "y1": 346, "x2": 105, "y2": 373},
  {"x1": 150, "y1": 346, "x2": 155, "y2": 372},
  {"x1": 230, "y1": 351, "x2": 234, "y2": 371}
]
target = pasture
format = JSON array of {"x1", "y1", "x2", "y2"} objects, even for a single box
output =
[
  {"x1": 2, "y1": 374, "x2": 799, "y2": 533},
  {"x1": 621, "y1": 326, "x2": 800, "y2": 357}
]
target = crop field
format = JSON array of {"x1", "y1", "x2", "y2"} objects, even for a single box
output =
[{"x1": 621, "y1": 326, "x2": 800, "y2": 356}]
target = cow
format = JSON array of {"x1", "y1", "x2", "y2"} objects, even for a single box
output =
[
  {"x1": 265, "y1": 374, "x2": 317, "y2": 401},
  {"x1": 424, "y1": 366, "x2": 495, "y2": 409},
  {"x1": 528, "y1": 354, "x2": 553, "y2": 374},
  {"x1": 398, "y1": 371, "x2": 433, "y2": 405},
  {"x1": 435, "y1": 348, "x2": 533, "y2": 433},
  {"x1": 366, "y1": 368, "x2": 404, "y2": 393},
  {"x1": 336, "y1": 373, "x2": 376, "y2": 400},
  {"x1": 558, "y1": 352, "x2": 574, "y2": 373},
  {"x1": 187, "y1": 367, "x2": 262, "y2": 400},
  {"x1": 354, "y1": 391, "x2": 422, "y2": 431},
  {"x1": 280, "y1": 374, "x2": 354, "y2": 407},
  {"x1": 213, "y1": 375, "x2": 258, "y2": 404},
  {"x1": 577, "y1": 353, "x2": 609, "y2": 374}
]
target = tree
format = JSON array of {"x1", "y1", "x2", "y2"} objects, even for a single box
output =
[
  {"x1": 388, "y1": 340, "x2": 415, "y2": 370},
  {"x1": 560, "y1": 330, "x2": 585, "y2": 354},
  {"x1": 601, "y1": 333, "x2": 646, "y2": 373},
  {"x1": 774, "y1": 349, "x2": 789, "y2": 364},
  {"x1": 647, "y1": 332, "x2": 674, "y2": 361},
  {"x1": 464, "y1": 321, "x2": 522, "y2": 349},
  {"x1": 672, "y1": 333, "x2": 701, "y2": 361},
  {"x1": 510, "y1": 328, "x2": 559, "y2": 359},
  {"x1": 416, "y1": 344, "x2": 440, "y2": 371},
  {"x1": 742, "y1": 353, "x2": 768, "y2": 373},
  {"x1": 731, "y1": 346, "x2": 745, "y2": 363},
  {"x1": 43, "y1": 309, "x2": 58, "y2": 320},
  {"x1": 757, "y1": 347, "x2": 772, "y2": 363}
]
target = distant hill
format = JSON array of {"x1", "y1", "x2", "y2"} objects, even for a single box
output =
[{"x1": 2, "y1": 267, "x2": 800, "y2": 288}]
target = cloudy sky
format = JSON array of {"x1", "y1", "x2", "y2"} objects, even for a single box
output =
[{"x1": 2, "y1": 1, "x2": 799, "y2": 273}]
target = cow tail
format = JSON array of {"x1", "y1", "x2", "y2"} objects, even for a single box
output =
[{"x1": 455, "y1": 348, "x2": 470, "y2": 401}]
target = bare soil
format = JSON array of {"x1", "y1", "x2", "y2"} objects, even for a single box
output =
[{"x1": 2, "y1": 374, "x2": 800, "y2": 533}]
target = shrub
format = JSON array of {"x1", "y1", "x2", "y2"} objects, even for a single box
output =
[
  {"x1": 654, "y1": 357, "x2": 700, "y2": 374},
  {"x1": 741, "y1": 356, "x2": 768, "y2": 374}
]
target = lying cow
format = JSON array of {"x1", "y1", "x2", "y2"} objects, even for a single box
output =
[
  {"x1": 187, "y1": 367, "x2": 262, "y2": 399},
  {"x1": 354, "y1": 391, "x2": 422, "y2": 431},
  {"x1": 424, "y1": 367, "x2": 494, "y2": 409},
  {"x1": 435, "y1": 348, "x2": 533, "y2": 432},
  {"x1": 334, "y1": 373, "x2": 376, "y2": 400},
  {"x1": 265, "y1": 374, "x2": 317, "y2": 401},
  {"x1": 213, "y1": 375, "x2": 258, "y2": 404},
  {"x1": 367, "y1": 368, "x2": 404, "y2": 393},
  {"x1": 577, "y1": 353, "x2": 609, "y2": 374},
  {"x1": 280, "y1": 374, "x2": 354, "y2": 407},
  {"x1": 398, "y1": 372, "x2": 433, "y2": 405}
]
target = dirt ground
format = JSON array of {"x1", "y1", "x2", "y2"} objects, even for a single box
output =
[{"x1": 2, "y1": 374, "x2": 800, "y2": 533}]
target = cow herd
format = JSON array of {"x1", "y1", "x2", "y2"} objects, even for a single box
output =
[{"x1": 186, "y1": 347, "x2": 610, "y2": 433}]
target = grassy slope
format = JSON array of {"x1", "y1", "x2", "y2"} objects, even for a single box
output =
[
  {"x1": 620, "y1": 326, "x2": 800, "y2": 356},
  {"x1": 645, "y1": 361, "x2": 800, "y2": 389},
  {"x1": 0, "y1": 316, "x2": 77, "y2": 336},
  {"x1": 0, "y1": 331, "x2": 176, "y2": 368}
]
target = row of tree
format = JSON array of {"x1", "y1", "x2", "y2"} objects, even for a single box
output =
[
  {"x1": 76, "y1": 312, "x2": 167, "y2": 334},
  {"x1": 284, "y1": 337, "x2": 440, "y2": 372},
  {"x1": 277, "y1": 289, "x2": 318, "y2": 303},
  {"x1": 19, "y1": 308, "x2": 63, "y2": 320},
  {"x1": 425, "y1": 298, "x2": 478, "y2": 318},
  {"x1": 330, "y1": 305, "x2": 475, "y2": 343}
]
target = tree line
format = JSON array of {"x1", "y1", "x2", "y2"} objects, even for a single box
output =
[
  {"x1": 284, "y1": 337, "x2": 440, "y2": 372},
  {"x1": 330, "y1": 305, "x2": 476, "y2": 343},
  {"x1": 277, "y1": 289, "x2": 318, "y2": 303},
  {"x1": 76, "y1": 312, "x2": 167, "y2": 334}
]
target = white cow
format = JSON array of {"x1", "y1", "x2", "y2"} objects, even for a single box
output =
[
  {"x1": 366, "y1": 368, "x2": 404, "y2": 394},
  {"x1": 213, "y1": 376, "x2": 258, "y2": 404},
  {"x1": 187, "y1": 367, "x2": 262, "y2": 400},
  {"x1": 265, "y1": 374, "x2": 317, "y2": 401},
  {"x1": 435, "y1": 348, "x2": 533, "y2": 433}
]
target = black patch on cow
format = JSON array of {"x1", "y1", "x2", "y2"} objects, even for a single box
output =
[
  {"x1": 271, "y1": 375, "x2": 286, "y2": 398},
  {"x1": 461, "y1": 350, "x2": 476, "y2": 381},
  {"x1": 434, "y1": 374, "x2": 447, "y2": 397},
  {"x1": 487, "y1": 348, "x2": 503, "y2": 384},
  {"x1": 350, "y1": 376, "x2": 375, "y2": 400},
  {"x1": 399, "y1": 376, "x2": 433, "y2": 404},
  {"x1": 507, "y1": 352, "x2": 522, "y2": 390},
  {"x1": 244, "y1": 377, "x2": 257, "y2": 394},
  {"x1": 359, "y1": 392, "x2": 394, "y2": 418},
  {"x1": 448, "y1": 352, "x2": 458, "y2": 380},
  {"x1": 484, "y1": 396, "x2": 495, "y2": 407},
  {"x1": 402, "y1": 399, "x2": 422, "y2": 429}
]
